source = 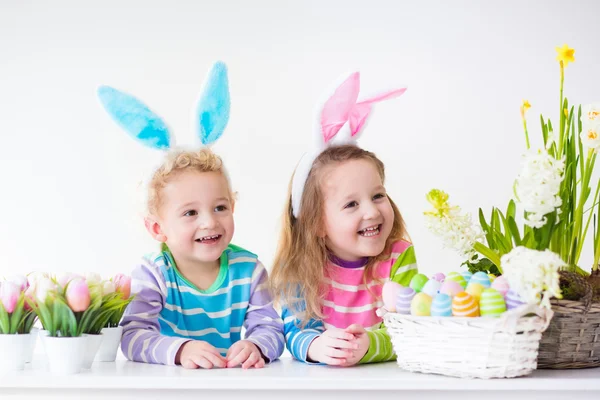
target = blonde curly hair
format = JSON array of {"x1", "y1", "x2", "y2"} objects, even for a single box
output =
[{"x1": 147, "y1": 148, "x2": 233, "y2": 216}]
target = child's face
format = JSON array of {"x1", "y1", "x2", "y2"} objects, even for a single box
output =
[
  {"x1": 321, "y1": 159, "x2": 394, "y2": 261},
  {"x1": 156, "y1": 170, "x2": 234, "y2": 266}
]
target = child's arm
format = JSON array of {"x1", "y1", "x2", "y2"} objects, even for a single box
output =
[
  {"x1": 242, "y1": 261, "x2": 285, "y2": 363},
  {"x1": 120, "y1": 258, "x2": 190, "y2": 365},
  {"x1": 358, "y1": 244, "x2": 419, "y2": 364},
  {"x1": 281, "y1": 301, "x2": 326, "y2": 363}
]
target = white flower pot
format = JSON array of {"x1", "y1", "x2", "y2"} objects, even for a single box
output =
[
  {"x1": 81, "y1": 333, "x2": 103, "y2": 369},
  {"x1": 95, "y1": 326, "x2": 123, "y2": 362},
  {"x1": 41, "y1": 335, "x2": 86, "y2": 375},
  {"x1": 0, "y1": 334, "x2": 30, "y2": 372},
  {"x1": 25, "y1": 327, "x2": 39, "y2": 363}
]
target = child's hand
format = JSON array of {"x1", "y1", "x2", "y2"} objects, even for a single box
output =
[
  {"x1": 226, "y1": 340, "x2": 265, "y2": 369},
  {"x1": 176, "y1": 340, "x2": 227, "y2": 369},
  {"x1": 341, "y1": 324, "x2": 370, "y2": 366},
  {"x1": 306, "y1": 328, "x2": 358, "y2": 365}
]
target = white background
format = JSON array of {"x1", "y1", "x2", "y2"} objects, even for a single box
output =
[{"x1": 1, "y1": 0, "x2": 599, "y2": 280}]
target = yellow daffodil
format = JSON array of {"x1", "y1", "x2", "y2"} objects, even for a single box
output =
[{"x1": 555, "y1": 44, "x2": 575, "y2": 67}]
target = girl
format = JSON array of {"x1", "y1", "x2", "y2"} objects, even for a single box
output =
[
  {"x1": 97, "y1": 62, "x2": 285, "y2": 369},
  {"x1": 270, "y1": 72, "x2": 418, "y2": 366}
]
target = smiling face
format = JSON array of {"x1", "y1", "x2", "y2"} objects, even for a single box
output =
[
  {"x1": 321, "y1": 159, "x2": 394, "y2": 261},
  {"x1": 151, "y1": 170, "x2": 234, "y2": 267}
]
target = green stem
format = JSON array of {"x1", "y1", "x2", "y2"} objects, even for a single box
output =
[{"x1": 473, "y1": 242, "x2": 503, "y2": 274}]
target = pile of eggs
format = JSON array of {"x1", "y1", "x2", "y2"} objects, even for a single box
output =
[{"x1": 383, "y1": 271, "x2": 525, "y2": 318}]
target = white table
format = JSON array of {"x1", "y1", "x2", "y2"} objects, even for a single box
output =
[{"x1": 1, "y1": 358, "x2": 599, "y2": 400}]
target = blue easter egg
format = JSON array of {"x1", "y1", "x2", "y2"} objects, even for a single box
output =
[
  {"x1": 470, "y1": 271, "x2": 491, "y2": 288},
  {"x1": 431, "y1": 293, "x2": 453, "y2": 316}
]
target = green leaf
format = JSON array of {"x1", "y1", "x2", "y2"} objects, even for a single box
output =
[
  {"x1": 507, "y1": 216, "x2": 522, "y2": 246},
  {"x1": 9, "y1": 295, "x2": 25, "y2": 334},
  {"x1": 0, "y1": 303, "x2": 10, "y2": 334}
]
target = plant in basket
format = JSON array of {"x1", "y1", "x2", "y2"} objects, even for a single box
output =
[{"x1": 425, "y1": 44, "x2": 600, "y2": 369}]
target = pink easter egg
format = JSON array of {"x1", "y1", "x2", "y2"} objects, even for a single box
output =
[
  {"x1": 431, "y1": 273, "x2": 445, "y2": 282},
  {"x1": 382, "y1": 281, "x2": 402, "y2": 312},
  {"x1": 491, "y1": 276, "x2": 510, "y2": 297},
  {"x1": 439, "y1": 280, "x2": 463, "y2": 297}
]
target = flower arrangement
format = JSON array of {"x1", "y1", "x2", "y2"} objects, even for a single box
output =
[
  {"x1": 0, "y1": 276, "x2": 37, "y2": 334},
  {"x1": 425, "y1": 44, "x2": 599, "y2": 304}
]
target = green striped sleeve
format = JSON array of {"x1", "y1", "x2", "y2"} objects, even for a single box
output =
[{"x1": 359, "y1": 244, "x2": 420, "y2": 364}]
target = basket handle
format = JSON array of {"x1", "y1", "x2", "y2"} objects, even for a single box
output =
[{"x1": 497, "y1": 303, "x2": 554, "y2": 332}]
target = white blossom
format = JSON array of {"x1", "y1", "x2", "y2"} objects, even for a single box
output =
[
  {"x1": 514, "y1": 149, "x2": 564, "y2": 228},
  {"x1": 581, "y1": 104, "x2": 600, "y2": 151},
  {"x1": 500, "y1": 246, "x2": 562, "y2": 309},
  {"x1": 424, "y1": 189, "x2": 484, "y2": 262}
]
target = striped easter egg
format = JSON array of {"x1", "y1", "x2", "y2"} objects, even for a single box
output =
[
  {"x1": 461, "y1": 270, "x2": 473, "y2": 284},
  {"x1": 465, "y1": 282, "x2": 485, "y2": 302},
  {"x1": 439, "y1": 280, "x2": 463, "y2": 297},
  {"x1": 470, "y1": 271, "x2": 491, "y2": 288},
  {"x1": 491, "y1": 276, "x2": 510, "y2": 297},
  {"x1": 409, "y1": 273, "x2": 429, "y2": 293},
  {"x1": 431, "y1": 272, "x2": 446, "y2": 282},
  {"x1": 395, "y1": 287, "x2": 416, "y2": 314},
  {"x1": 410, "y1": 293, "x2": 433, "y2": 316},
  {"x1": 446, "y1": 272, "x2": 467, "y2": 289},
  {"x1": 505, "y1": 289, "x2": 525, "y2": 310},
  {"x1": 480, "y1": 288, "x2": 507, "y2": 317},
  {"x1": 421, "y1": 279, "x2": 442, "y2": 297},
  {"x1": 451, "y1": 292, "x2": 480, "y2": 317},
  {"x1": 431, "y1": 293, "x2": 453, "y2": 316}
]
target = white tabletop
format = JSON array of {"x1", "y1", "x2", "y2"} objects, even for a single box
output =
[{"x1": 1, "y1": 357, "x2": 599, "y2": 400}]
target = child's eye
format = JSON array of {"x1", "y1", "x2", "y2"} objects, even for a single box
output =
[
  {"x1": 183, "y1": 210, "x2": 197, "y2": 217},
  {"x1": 373, "y1": 193, "x2": 386, "y2": 200},
  {"x1": 344, "y1": 201, "x2": 358, "y2": 209},
  {"x1": 215, "y1": 205, "x2": 228, "y2": 212}
]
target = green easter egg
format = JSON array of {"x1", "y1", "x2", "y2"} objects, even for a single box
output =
[
  {"x1": 409, "y1": 273, "x2": 429, "y2": 293},
  {"x1": 480, "y1": 288, "x2": 507, "y2": 317},
  {"x1": 447, "y1": 272, "x2": 467, "y2": 289}
]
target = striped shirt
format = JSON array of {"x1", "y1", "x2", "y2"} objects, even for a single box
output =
[
  {"x1": 282, "y1": 240, "x2": 418, "y2": 364},
  {"x1": 120, "y1": 244, "x2": 285, "y2": 365}
]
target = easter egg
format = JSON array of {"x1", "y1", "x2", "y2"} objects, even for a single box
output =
[
  {"x1": 395, "y1": 287, "x2": 416, "y2": 314},
  {"x1": 446, "y1": 272, "x2": 467, "y2": 289},
  {"x1": 451, "y1": 292, "x2": 480, "y2": 317},
  {"x1": 431, "y1": 293, "x2": 453, "y2": 316},
  {"x1": 409, "y1": 274, "x2": 429, "y2": 293},
  {"x1": 461, "y1": 270, "x2": 473, "y2": 284},
  {"x1": 421, "y1": 279, "x2": 442, "y2": 297},
  {"x1": 439, "y1": 280, "x2": 464, "y2": 297},
  {"x1": 410, "y1": 292, "x2": 432, "y2": 316},
  {"x1": 488, "y1": 274, "x2": 497, "y2": 283},
  {"x1": 382, "y1": 281, "x2": 402, "y2": 312},
  {"x1": 470, "y1": 272, "x2": 491, "y2": 288},
  {"x1": 491, "y1": 276, "x2": 510, "y2": 297},
  {"x1": 505, "y1": 289, "x2": 525, "y2": 310},
  {"x1": 465, "y1": 282, "x2": 485, "y2": 301},
  {"x1": 480, "y1": 288, "x2": 507, "y2": 317},
  {"x1": 431, "y1": 272, "x2": 445, "y2": 282}
]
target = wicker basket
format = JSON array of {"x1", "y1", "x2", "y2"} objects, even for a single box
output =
[
  {"x1": 383, "y1": 304, "x2": 553, "y2": 379},
  {"x1": 537, "y1": 272, "x2": 600, "y2": 369}
]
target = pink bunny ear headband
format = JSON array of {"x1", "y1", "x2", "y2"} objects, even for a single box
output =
[{"x1": 291, "y1": 72, "x2": 407, "y2": 218}]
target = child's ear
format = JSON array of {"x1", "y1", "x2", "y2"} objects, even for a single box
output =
[{"x1": 144, "y1": 216, "x2": 167, "y2": 243}]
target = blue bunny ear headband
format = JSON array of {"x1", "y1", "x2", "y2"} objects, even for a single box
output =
[
  {"x1": 97, "y1": 61, "x2": 231, "y2": 210},
  {"x1": 97, "y1": 60, "x2": 230, "y2": 150}
]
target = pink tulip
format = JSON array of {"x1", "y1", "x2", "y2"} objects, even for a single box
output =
[
  {"x1": 0, "y1": 281, "x2": 20, "y2": 314},
  {"x1": 7, "y1": 275, "x2": 29, "y2": 292},
  {"x1": 56, "y1": 272, "x2": 82, "y2": 289},
  {"x1": 113, "y1": 274, "x2": 131, "y2": 299},
  {"x1": 65, "y1": 279, "x2": 90, "y2": 312}
]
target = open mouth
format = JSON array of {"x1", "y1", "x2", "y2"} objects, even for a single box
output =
[
  {"x1": 358, "y1": 224, "x2": 382, "y2": 237},
  {"x1": 195, "y1": 234, "x2": 222, "y2": 244}
]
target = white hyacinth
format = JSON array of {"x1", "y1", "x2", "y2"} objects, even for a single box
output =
[
  {"x1": 581, "y1": 103, "x2": 600, "y2": 151},
  {"x1": 424, "y1": 189, "x2": 484, "y2": 262},
  {"x1": 514, "y1": 149, "x2": 565, "y2": 228},
  {"x1": 500, "y1": 246, "x2": 562, "y2": 309}
]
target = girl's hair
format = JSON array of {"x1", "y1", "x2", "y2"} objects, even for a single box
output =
[
  {"x1": 270, "y1": 144, "x2": 408, "y2": 325},
  {"x1": 147, "y1": 148, "x2": 232, "y2": 216}
]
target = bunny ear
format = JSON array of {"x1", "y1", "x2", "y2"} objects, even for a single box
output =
[
  {"x1": 318, "y1": 72, "x2": 361, "y2": 145},
  {"x1": 97, "y1": 86, "x2": 171, "y2": 150},
  {"x1": 195, "y1": 61, "x2": 230, "y2": 146},
  {"x1": 349, "y1": 87, "x2": 407, "y2": 137}
]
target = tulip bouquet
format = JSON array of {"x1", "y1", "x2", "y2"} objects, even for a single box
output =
[{"x1": 0, "y1": 276, "x2": 37, "y2": 334}]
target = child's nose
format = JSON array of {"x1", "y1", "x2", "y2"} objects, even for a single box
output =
[
  {"x1": 198, "y1": 213, "x2": 217, "y2": 229},
  {"x1": 363, "y1": 202, "x2": 381, "y2": 219}
]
